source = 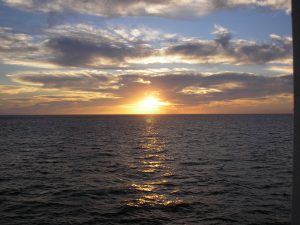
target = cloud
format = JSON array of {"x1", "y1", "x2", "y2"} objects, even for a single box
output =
[
  {"x1": 44, "y1": 24, "x2": 156, "y2": 68},
  {"x1": 2, "y1": 69, "x2": 292, "y2": 114},
  {"x1": 10, "y1": 70, "x2": 292, "y2": 105},
  {"x1": 45, "y1": 36, "x2": 141, "y2": 67},
  {"x1": 213, "y1": 24, "x2": 232, "y2": 49},
  {"x1": 163, "y1": 25, "x2": 293, "y2": 64},
  {"x1": 0, "y1": 27, "x2": 43, "y2": 66},
  {"x1": 0, "y1": 85, "x2": 38, "y2": 94},
  {"x1": 10, "y1": 70, "x2": 117, "y2": 92},
  {"x1": 267, "y1": 65, "x2": 293, "y2": 73},
  {"x1": 1, "y1": 0, "x2": 291, "y2": 18},
  {"x1": 0, "y1": 24, "x2": 168, "y2": 68},
  {"x1": 233, "y1": 39, "x2": 292, "y2": 64},
  {"x1": 0, "y1": 24, "x2": 292, "y2": 69},
  {"x1": 0, "y1": 27, "x2": 36, "y2": 52}
]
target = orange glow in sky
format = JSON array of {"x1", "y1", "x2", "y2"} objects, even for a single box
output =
[{"x1": 130, "y1": 96, "x2": 170, "y2": 114}]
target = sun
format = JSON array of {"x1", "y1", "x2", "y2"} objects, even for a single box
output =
[{"x1": 134, "y1": 96, "x2": 169, "y2": 114}]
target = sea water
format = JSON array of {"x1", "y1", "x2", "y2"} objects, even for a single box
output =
[{"x1": 0, "y1": 115, "x2": 292, "y2": 225}]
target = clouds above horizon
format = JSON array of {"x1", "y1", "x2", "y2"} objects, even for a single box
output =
[
  {"x1": 0, "y1": 69, "x2": 292, "y2": 114},
  {"x1": 7, "y1": 70, "x2": 292, "y2": 105},
  {"x1": 1, "y1": 0, "x2": 291, "y2": 18},
  {"x1": 0, "y1": 24, "x2": 293, "y2": 69},
  {"x1": 164, "y1": 25, "x2": 292, "y2": 64},
  {"x1": 0, "y1": 0, "x2": 293, "y2": 114}
]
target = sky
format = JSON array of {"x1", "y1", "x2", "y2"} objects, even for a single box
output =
[{"x1": 0, "y1": 0, "x2": 293, "y2": 114}]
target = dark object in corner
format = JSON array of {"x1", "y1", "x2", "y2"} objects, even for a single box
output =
[{"x1": 292, "y1": 0, "x2": 300, "y2": 224}]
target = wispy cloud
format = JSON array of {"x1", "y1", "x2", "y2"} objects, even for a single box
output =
[{"x1": 0, "y1": 84, "x2": 38, "y2": 94}]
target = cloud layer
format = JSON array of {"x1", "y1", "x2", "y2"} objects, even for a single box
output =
[
  {"x1": 9, "y1": 70, "x2": 292, "y2": 104},
  {"x1": 0, "y1": 69, "x2": 291, "y2": 114},
  {"x1": 0, "y1": 24, "x2": 293, "y2": 69},
  {"x1": 1, "y1": 0, "x2": 291, "y2": 18},
  {"x1": 164, "y1": 25, "x2": 292, "y2": 65}
]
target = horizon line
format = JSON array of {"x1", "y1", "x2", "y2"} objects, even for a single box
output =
[{"x1": 0, "y1": 113, "x2": 293, "y2": 116}]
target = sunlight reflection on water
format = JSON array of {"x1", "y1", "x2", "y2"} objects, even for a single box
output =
[{"x1": 127, "y1": 117, "x2": 183, "y2": 207}]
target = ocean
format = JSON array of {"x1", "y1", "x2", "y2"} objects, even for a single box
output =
[{"x1": 0, "y1": 115, "x2": 292, "y2": 225}]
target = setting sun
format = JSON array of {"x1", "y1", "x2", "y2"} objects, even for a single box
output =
[{"x1": 133, "y1": 96, "x2": 169, "y2": 114}]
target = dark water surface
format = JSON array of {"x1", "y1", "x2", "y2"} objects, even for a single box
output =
[{"x1": 0, "y1": 115, "x2": 292, "y2": 225}]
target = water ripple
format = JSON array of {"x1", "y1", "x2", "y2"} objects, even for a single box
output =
[{"x1": 0, "y1": 115, "x2": 292, "y2": 225}]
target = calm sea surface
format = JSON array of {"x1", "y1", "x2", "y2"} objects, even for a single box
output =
[{"x1": 0, "y1": 115, "x2": 292, "y2": 225}]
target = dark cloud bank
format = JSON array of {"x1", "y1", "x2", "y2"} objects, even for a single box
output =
[{"x1": 12, "y1": 71, "x2": 292, "y2": 105}]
